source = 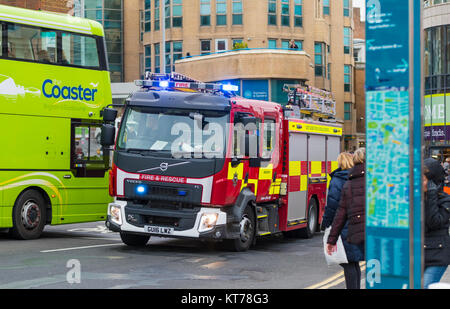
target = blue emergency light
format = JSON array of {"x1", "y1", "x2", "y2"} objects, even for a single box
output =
[
  {"x1": 159, "y1": 80, "x2": 169, "y2": 88},
  {"x1": 135, "y1": 184, "x2": 148, "y2": 195},
  {"x1": 222, "y1": 84, "x2": 239, "y2": 92}
]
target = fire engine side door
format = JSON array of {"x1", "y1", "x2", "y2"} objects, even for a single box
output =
[{"x1": 287, "y1": 132, "x2": 308, "y2": 222}]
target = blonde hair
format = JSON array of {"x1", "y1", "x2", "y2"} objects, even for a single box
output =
[
  {"x1": 337, "y1": 152, "x2": 354, "y2": 170},
  {"x1": 353, "y1": 147, "x2": 366, "y2": 164}
]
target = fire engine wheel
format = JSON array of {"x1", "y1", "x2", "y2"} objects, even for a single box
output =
[
  {"x1": 120, "y1": 232, "x2": 150, "y2": 247},
  {"x1": 10, "y1": 190, "x2": 47, "y2": 240},
  {"x1": 298, "y1": 198, "x2": 318, "y2": 239},
  {"x1": 224, "y1": 205, "x2": 256, "y2": 252}
]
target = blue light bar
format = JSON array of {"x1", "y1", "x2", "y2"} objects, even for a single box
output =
[
  {"x1": 222, "y1": 84, "x2": 239, "y2": 92},
  {"x1": 159, "y1": 80, "x2": 169, "y2": 88},
  {"x1": 178, "y1": 190, "x2": 187, "y2": 196}
]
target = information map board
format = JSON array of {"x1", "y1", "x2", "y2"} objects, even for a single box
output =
[{"x1": 365, "y1": 0, "x2": 423, "y2": 289}]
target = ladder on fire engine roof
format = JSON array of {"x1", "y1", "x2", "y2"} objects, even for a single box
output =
[
  {"x1": 134, "y1": 72, "x2": 239, "y2": 97},
  {"x1": 283, "y1": 84, "x2": 336, "y2": 120}
]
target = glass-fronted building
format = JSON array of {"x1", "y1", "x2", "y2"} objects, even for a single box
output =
[
  {"x1": 424, "y1": 0, "x2": 450, "y2": 159},
  {"x1": 76, "y1": 0, "x2": 123, "y2": 82}
]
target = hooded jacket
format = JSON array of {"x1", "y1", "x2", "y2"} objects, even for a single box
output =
[{"x1": 424, "y1": 158, "x2": 450, "y2": 266}]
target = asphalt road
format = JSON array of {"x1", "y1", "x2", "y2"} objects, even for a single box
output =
[
  {"x1": 0, "y1": 222, "x2": 448, "y2": 290},
  {"x1": 0, "y1": 222, "x2": 349, "y2": 289}
]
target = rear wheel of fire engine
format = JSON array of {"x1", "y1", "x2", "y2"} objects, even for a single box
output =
[
  {"x1": 10, "y1": 190, "x2": 47, "y2": 240},
  {"x1": 299, "y1": 198, "x2": 318, "y2": 239},
  {"x1": 225, "y1": 205, "x2": 256, "y2": 252},
  {"x1": 120, "y1": 232, "x2": 150, "y2": 247}
]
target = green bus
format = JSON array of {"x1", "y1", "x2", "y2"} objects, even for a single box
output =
[{"x1": 0, "y1": 5, "x2": 113, "y2": 239}]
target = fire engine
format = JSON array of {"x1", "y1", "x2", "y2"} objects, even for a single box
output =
[{"x1": 103, "y1": 73, "x2": 342, "y2": 251}]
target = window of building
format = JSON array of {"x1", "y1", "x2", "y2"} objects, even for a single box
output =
[
  {"x1": 144, "y1": 45, "x2": 151, "y2": 73},
  {"x1": 343, "y1": 0, "x2": 350, "y2": 17},
  {"x1": 315, "y1": 42, "x2": 324, "y2": 76},
  {"x1": 268, "y1": 0, "x2": 277, "y2": 25},
  {"x1": 165, "y1": 41, "x2": 182, "y2": 73},
  {"x1": 344, "y1": 64, "x2": 351, "y2": 92},
  {"x1": 294, "y1": 0, "x2": 302, "y2": 27},
  {"x1": 154, "y1": 42, "x2": 160, "y2": 73},
  {"x1": 164, "y1": 0, "x2": 171, "y2": 28},
  {"x1": 201, "y1": 0, "x2": 211, "y2": 26},
  {"x1": 344, "y1": 102, "x2": 352, "y2": 120},
  {"x1": 232, "y1": 38, "x2": 244, "y2": 49},
  {"x1": 268, "y1": 39, "x2": 277, "y2": 49},
  {"x1": 232, "y1": 0, "x2": 243, "y2": 25},
  {"x1": 173, "y1": 0, "x2": 183, "y2": 27},
  {"x1": 281, "y1": 0, "x2": 289, "y2": 26},
  {"x1": 323, "y1": 0, "x2": 330, "y2": 15},
  {"x1": 216, "y1": 0, "x2": 227, "y2": 25},
  {"x1": 216, "y1": 39, "x2": 228, "y2": 52},
  {"x1": 144, "y1": 0, "x2": 151, "y2": 32},
  {"x1": 154, "y1": 0, "x2": 160, "y2": 30},
  {"x1": 344, "y1": 27, "x2": 351, "y2": 54},
  {"x1": 201, "y1": 40, "x2": 211, "y2": 54}
]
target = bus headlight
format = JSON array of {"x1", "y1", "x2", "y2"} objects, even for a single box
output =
[
  {"x1": 109, "y1": 205, "x2": 123, "y2": 226},
  {"x1": 198, "y1": 213, "x2": 218, "y2": 233}
]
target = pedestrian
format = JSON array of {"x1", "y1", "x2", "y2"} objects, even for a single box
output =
[
  {"x1": 289, "y1": 39, "x2": 299, "y2": 49},
  {"x1": 326, "y1": 147, "x2": 366, "y2": 289},
  {"x1": 321, "y1": 152, "x2": 365, "y2": 289},
  {"x1": 423, "y1": 158, "x2": 450, "y2": 289}
]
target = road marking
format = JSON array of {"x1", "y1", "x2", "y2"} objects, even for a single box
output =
[
  {"x1": 40, "y1": 243, "x2": 123, "y2": 253},
  {"x1": 305, "y1": 271, "x2": 344, "y2": 289},
  {"x1": 305, "y1": 262, "x2": 366, "y2": 289}
]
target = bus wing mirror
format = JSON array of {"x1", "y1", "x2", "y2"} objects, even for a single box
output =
[
  {"x1": 101, "y1": 124, "x2": 116, "y2": 146},
  {"x1": 102, "y1": 108, "x2": 118, "y2": 123}
]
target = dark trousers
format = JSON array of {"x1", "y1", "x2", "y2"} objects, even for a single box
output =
[{"x1": 340, "y1": 262, "x2": 361, "y2": 289}]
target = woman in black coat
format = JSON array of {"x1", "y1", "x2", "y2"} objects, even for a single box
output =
[
  {"x1": 326, "y1": 148, "x2": 366, "y2": 289},
  {"x1": 322, "y1": 152, "x2": 364, "y2": 289},
  {"x1": 423, "y1": 158, "x2": 450, "y2": 288}
]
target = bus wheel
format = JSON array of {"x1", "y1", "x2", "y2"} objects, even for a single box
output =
[
  {"x1": 10, "y1": 190, "x2": 47, "y2": 240},
  {"x1": 224, "y1": 205, "x2": 255, "y2": 252},
  {"x1": 120, "y1": 232, "x2": 150, "y2": 247},
  {"x1": 299, "y1": 198, "x2": 318, "y2": 239}
]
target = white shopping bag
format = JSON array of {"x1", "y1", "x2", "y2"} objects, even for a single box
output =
[{"x1": 323, "y1": 227, "x2": 348, "y2": 266}]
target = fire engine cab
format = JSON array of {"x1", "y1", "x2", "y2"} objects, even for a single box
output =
[{"x1": 105, "y1": 73, "x2": 342, "y2": 251}]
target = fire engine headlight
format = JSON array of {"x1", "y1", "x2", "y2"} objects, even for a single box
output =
[
  {"x1": 198, "y1": 213, "x2": 218, "y2": 233},
  {"x1": 109, "y1": 205, "x2": 123, "y2": 226}
]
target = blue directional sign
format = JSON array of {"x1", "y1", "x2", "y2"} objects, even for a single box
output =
[{"x1": 365, "y1": 0, "x2": 423, "y2": 289}]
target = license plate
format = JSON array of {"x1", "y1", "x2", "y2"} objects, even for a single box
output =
[{"x1": 144, "y1": 225, "x2": 174, "y2": 235}]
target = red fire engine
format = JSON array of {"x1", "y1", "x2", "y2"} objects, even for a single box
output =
[{"x1": 104, "y1": 73, "x2": 342, "y2": 251}]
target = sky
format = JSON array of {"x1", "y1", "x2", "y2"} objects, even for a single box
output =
[{"x1": 353, "y1": 0, "x2": 366, "y2": 21}]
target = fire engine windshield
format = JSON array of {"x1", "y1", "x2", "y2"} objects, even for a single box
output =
[{"x1": 117, "y1": 107, "x2": 229, "y2": 158}]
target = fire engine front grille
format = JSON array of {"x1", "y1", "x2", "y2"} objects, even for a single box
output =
[{"x1": 145, "y1": 215, "x2": 180, "y2": 227}]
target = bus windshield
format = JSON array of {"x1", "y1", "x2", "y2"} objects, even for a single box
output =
[{"x1": 117, "y1": 107, "x2": 229, "y2": 158}]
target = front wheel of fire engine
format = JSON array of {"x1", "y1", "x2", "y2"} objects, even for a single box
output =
[
  {"x1": 10, "y1": 190, "x2": 47, "y2": 240},
  {"x1": 120, "y1": 232, "x2": 150, "y2": 247},
  {"x1": 225, "y1": 205, "x2": 256, "y2": 252},
  {"x1": 299, "y1": 198, "x2": 318, "y2": 239}
]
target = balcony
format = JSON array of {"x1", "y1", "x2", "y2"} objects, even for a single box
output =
[{"x1": 174, "y1": 48, "x2": 313, "y2": 83}]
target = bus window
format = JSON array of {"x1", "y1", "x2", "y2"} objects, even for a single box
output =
[
  {"x1": 0, "y1": 25, "x2": 2, "y2": 57},
  {"x1": 72, "y1": 122, "x2": 106, "y2": 177},
  {"x1": 61, "y1": 33, "x2": 100, "y2": 68},
  {"x1": 7, "y1": 24, "x2": 56, "y2": 63}
]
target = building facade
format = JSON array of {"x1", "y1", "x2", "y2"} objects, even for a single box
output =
[
  {"x1": 0, "y1": 0, "x2": 72, "y2": 13},
  {"x1": 353, "y1": 7, "x2": 365, "y2": 149},
  {"x1": 424, "y1": 0, "x2": 450, "y2": 159},
  {"x1": 136, "y1": 0, "x2": 357, "y2": 148}
]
